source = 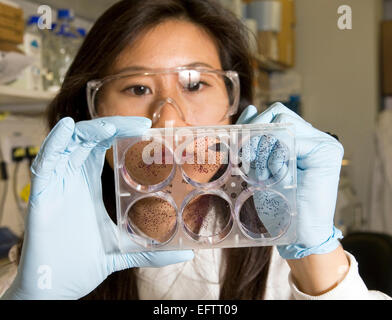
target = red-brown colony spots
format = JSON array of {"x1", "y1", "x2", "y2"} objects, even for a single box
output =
[
  {"x1": 128, "y1": 196, "x2": 177, "y2": 243},
  {"x1": 124, "y1": 140, "x2": 173, "y2": 185},
  {"x1": 181, "y1": 137, "x2": 228, "y2": 184},
  {"x1": 182, "y1": 194, "x2": 231, "y2": 238}
]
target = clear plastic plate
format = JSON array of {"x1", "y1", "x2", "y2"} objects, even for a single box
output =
[{"x1": 113, "y1": 123, "x2": 297, "y2": 253}]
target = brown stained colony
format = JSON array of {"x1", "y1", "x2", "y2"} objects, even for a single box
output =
[
  {"x1": 182, "y1": 194, "x2": 231, "y2": 238},
  {"x1": 125, "y1": 137, "x2": 232, "y2": 243},
  {"x1": 124, "y1": 140, "x2": 173, "y2": 186},
  {"x1": 128, "y1": 196, "x2": 177, "y2": 243},
  {"x1": 181, "y1": 136, "x2": 229, "y2": 184},
  {"x1": 239, "y1": 197, "x2": 268, "y2": 235}
]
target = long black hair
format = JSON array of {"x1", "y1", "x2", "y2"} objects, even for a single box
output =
[{"x1": 42, "y1": 0, "x2": 272, "y2": 299}]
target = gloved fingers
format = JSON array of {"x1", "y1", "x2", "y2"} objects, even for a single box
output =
[
  {"x1": 110, "y1": 250, "x2": 194, "y2": 271},
  {"x1": 235, "y1": 105, "x2": 258, "y2": 124},
  {"x1": 68, "y1": 116, "x2": 151, "y2": 149},
  {"x1": 240, "y1": 133, "x2": 291, "y2": 185},
  {"x1": 267, "y1": 140, "x2": 289, "y2": 176},
  {"x1": 67, "y1": 116, "x2": 152, "y2": 171},
  {"x1": 249, "y1": 102, "x2": 307, "y2": 125},
  {"x1": 97, "y1": 116, "x2": 152, "y2": 144},
  {"x1": 239, "y1": 135, "x2": 261, "y2": 167},
  {"x1": 94, "y1": 116, "x2": 152, "y2": 150},
  {"x1": 66, "y1": 119, "x2": 117, "y2": 171},
  {"x1": 266, "y1": 140, "x2": 292, "y2": 184},
  {"x1": 240, "y1": 134, "x2": 276, "y2": 181},
  {"x1": 31, "y1": 117, "x2": 75, "y2": 179},
  {"x1": 102, "y1": 217, "x2": 194, "y2": 271},
  {"x1": 272, "y1": 113, "x2": 344, "y2": 168},
  {"x1": 254, "y1": 134, "x2": 279, "y2": 181},
  {"x1": 242, "y1": 103, "x2": 341, "y2": 183},
  {"x1": 257, "y1": 135, "x2": 292, "y2": 185},
  {"x1": 296, "y1": 142, "x2": 344, "y2": 172}
]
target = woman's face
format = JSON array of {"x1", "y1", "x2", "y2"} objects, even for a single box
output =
[
  {"x1": 103, "y1": 20, "x2": 232, "y2": 243},
  {"x1": 104, "y1": 19, "x2": 230, "y2": 167},
  {"x1": 99, "y1": 19, "x2": 229, "y2": 127}
]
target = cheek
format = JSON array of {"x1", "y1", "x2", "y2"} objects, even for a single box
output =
[
  {"x1": 96, "y1": 88, "x2": 137, "y2": 117},
  {"x1": 220, "y1": 117, "x2": 232, "y2": 125}
]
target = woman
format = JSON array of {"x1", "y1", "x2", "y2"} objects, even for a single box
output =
[{"x1": 1, "y1": 0, "x2": 390, "y2": 300}]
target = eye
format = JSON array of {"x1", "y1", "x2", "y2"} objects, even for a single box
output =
[
  {"x1": 185, "y1": 81, "x2": 208, "y2": 92},
  {"x1": 187, "y1": 82, "x2": 201, "y2": 92},
  {"x1": 124, "y1": 85, "x2": 152, "y2": 96}
]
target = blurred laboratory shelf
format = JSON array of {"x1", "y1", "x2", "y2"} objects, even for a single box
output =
[
  {"x1": 0, "y1": 85, "x2": 57, "y2": 105},
  {"x1": 253, "y1": 54, "x2": 286, "y2": 72}
]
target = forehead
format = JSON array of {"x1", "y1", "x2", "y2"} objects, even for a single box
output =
[{"x1": 111, "y1": 19, "x2": 222, "y2": 73}]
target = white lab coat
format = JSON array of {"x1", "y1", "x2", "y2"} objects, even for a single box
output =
[
  {"x1": 135, "y1": 247, "x2": 390, "y2": 300},
  {"x1": 0, "y1": 246, "x2": 391, "y2": 299}
]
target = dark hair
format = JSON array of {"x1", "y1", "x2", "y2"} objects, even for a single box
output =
[{"x1": 44, "y1": 0, "x2": 272, "y2": 299}]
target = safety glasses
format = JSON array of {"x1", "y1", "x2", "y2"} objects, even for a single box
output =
[{"x1": 86, "y1": 66, "x2": 240, "y2": 126}]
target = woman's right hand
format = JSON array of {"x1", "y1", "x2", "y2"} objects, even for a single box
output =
[{"x1": 1, "y1": 116, "x2": 194, "y2": 300}]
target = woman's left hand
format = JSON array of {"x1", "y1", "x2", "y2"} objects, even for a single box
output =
[{"x1": 237, "y1": 102, "x2": 344, "y2": 260}]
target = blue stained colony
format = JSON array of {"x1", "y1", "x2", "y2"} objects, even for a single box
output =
[{"x1": 239, "y1": 134, "x2": 291, "y2": 238}]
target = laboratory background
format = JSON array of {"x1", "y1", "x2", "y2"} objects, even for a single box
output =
[{"x1": 0, "y1": 0, "x2": 391, "y2": 296}]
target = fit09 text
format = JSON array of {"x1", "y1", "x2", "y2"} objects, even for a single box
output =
[{"x1": 153, "y1": 304, "x2": 238, "y2": 317}]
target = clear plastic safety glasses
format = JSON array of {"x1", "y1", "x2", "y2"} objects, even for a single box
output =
[{"x1": 86, "y1": 67, "x2": 240, "y2": 126}]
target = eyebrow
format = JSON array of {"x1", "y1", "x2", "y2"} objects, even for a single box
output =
[{"x1": 113, "y1": 62, "x2": 215, "y2": 74}]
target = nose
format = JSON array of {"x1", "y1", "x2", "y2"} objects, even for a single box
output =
[{"x1": 152, "y1": 97, "x2": 188, "y2": 128}]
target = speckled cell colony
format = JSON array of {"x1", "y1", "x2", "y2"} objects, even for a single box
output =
[{"x1": 115, "y1": 126, "x2": 296, "y2": 251}]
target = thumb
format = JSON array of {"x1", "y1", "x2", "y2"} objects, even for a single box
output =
[{"x1": 109, "y1": 250, "x2": 195, "y2": 272}]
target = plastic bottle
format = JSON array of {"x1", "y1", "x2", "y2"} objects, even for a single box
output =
[
  {"x1": 41, "y1": 23, "x2": 57, "y2": 91},
  {"x1": 12, "y1": 16, "x2": 43, "y2": 91},
  {"x1": 49, "y1": 9, "x2": 80, "y2": 91}
]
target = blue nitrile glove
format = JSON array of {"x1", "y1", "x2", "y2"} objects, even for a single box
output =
[
  {"x1": 1, "y1": 116, "x2": 194, "y2": 300},
  {"x1": 236, "y1": 102, "x2": 343, "y2": 259}
]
